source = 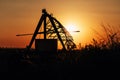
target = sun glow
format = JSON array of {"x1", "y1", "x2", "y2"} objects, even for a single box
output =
[
  {"x1": 65, "y1": 24, "x2": 80, "y2": 35},
  {"x1": 64, "y1": 23, "x2": 90, "y2": 47},
  {"x1": 65, "y1": 23, "x2": 81, "y2": 45}
]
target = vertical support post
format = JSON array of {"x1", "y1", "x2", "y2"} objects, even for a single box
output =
[{"x1": 44, "y1": 15, "x2": 46, "y2": 39}]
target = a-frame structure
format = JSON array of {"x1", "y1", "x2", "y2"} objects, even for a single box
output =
[{"x1": 17, "y1": 9, "x2": 76, "y2": 53}]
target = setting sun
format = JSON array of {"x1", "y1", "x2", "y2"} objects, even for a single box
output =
[
  {"x1": 64, "y1": 22, "x2": 94, "y2": 48},
  {"x1": 65, "y1": 24, "x2": 80, "y2": 35}
]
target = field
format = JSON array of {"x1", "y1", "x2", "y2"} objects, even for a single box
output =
[{"x1": 0, "y1": 47, "x2": 120, "y2": 78}]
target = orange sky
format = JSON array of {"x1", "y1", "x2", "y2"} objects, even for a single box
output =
[{"x1": 0, "y1": 0, "x2": 120, "y2": 48}]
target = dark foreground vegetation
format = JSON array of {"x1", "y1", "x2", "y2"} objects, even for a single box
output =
[
  {"x1": 0, "y1": 48, "x2": 120, "y2": 78},
  {"x1": 0, "y1": 25, "x2": 120, "y2": 79}
]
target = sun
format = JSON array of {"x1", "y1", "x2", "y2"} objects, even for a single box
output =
[
  {"x1": 65, "y1": 24, "x2": 80, "y2": 35},
  {"x1": 64, "y1": 23, "x2": 92, "y2": 48}
]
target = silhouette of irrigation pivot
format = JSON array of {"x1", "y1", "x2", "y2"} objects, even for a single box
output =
[{"x1": 17, "y1": 9, "x2": 76, "y2": 57}]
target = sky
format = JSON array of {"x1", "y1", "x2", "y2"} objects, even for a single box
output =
[{"x1": 0, "y1": 0, "x2": 120, "y2": 48}]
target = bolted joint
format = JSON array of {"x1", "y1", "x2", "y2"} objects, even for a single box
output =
[{"x1": 42, "y1": 9, "x2": 47, "y2": 14}]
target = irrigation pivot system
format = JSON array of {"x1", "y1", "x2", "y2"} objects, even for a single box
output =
[{"x1": 17, "y1": 9, "x2": 77, "y2": 54}]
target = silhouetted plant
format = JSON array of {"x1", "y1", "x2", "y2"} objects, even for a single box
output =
[{"x1": 57, "y1": 24, "x2": 120, "y2": 65}]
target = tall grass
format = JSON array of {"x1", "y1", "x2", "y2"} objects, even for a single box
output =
[{"x1": 57, "y1": 24, "x2": 120, "y2": 64}]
